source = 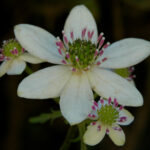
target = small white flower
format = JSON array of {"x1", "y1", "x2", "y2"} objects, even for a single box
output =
[
  {"x1": 14, "y1": 5, "x2": 150, "y2": 125},
  {"x1": 83, "y1": 98, "x2": 134, "y2": 146},
  {"x1": 0, "y1": 39, "x2": 43, "y2": 77}
]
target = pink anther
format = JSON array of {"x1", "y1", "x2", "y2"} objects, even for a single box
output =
[
  {"x1": 108, "y1": 97, "x2": 112, "y2": 104},
  {"x1": 82, "y1": 28, "x2": 87, "y2": 39},
  {"x1": 102, "y1": 57, "x2": 107, "y2": 62},
  {"x1": 61, "y1": 60, "x2": 67, "y2": 64},
  {"x1": 103, "y1": 42, "x2": 110, "y2": 49},
  {"x1": 97, "y1": 32, "x2": 104, "y2": 43},
  {"x1": 98, "y1": 37, "x2": 105, "y2": 49},
  {"x1": 96, "y1": 61, "x2": 101, "y2": 65},
  {"x1": 70, "y1": 31, "x2": 74, "y2": 41}
]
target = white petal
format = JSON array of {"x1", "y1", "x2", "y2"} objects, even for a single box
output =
[
  {"x1": 19, "y1": 53, "x2": 44, "y2": 64},
  {"x1": 0, "y1": 60, "x2": 13, "y2": 77},
  {"x1": 14, "y1": 24, "x2": 63, "y2": 64},
  {"x1": 64, "y1": 5, "x2": 98, "y2": 43},
  {"x1": 60, "y1": 72, "x2": 93, "y2": 125},
  {"x1": 118, "y1": 109, "x2": 134, "y2": 126},
  {"x1": 100, "y1": 38, "x2": 150, "y2": 69},
  {"x1": 7, "y1": 59, "x2": 26, "y2": 75},
  {"x1": 83, "y1": 121, "x2": 106, "y2": 145},
  {"x1": 87, "y1": 67, "x2": 143, "y2": 106},
  {"x1": 17, "y1": 65, "x2": 71, "y2": 99},
  {"x1": 108, "y1": 125, "x2": 125, "y2": 146}
]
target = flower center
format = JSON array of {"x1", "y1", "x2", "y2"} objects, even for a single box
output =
[
  {"x1": 56, "y1": 28, "x2": 110, "y2": 72},
  {"x1": 98, "y1": 104, "x2": 119, "y2": 126},
  {"x1": 0, "y1": 39, "x2": 24, "y2": 61},
  {"x1": 68, "y1": 39, "x2": 96, "y2": 70}
]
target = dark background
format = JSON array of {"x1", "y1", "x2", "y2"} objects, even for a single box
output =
[{"x1": 0, "y1": 0, "x2": 150, "y2": 150}]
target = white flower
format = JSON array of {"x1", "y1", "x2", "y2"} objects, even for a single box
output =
[
  {"x1": 83, "y1": 98, "x2": 134, "y2": 146},
  {"x1": 0, "y1": 39, "x2": 43, "y2": 77},
  {"x1": 14, "y1": 5, "x2": 150, "y2": 125}
]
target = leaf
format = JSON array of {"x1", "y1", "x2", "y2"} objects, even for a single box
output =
[{"x1": 29, "y1": 110, "x2": 62, "y2": 124}]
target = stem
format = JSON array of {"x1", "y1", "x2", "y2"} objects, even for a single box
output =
[
  {"x1": 78, "y1": 122, "x2": 87, "y2": 150},
  {"x1": 25, "y1": 65, "x2": 33, "y2": 74},
  {"x1": 59, "y1": 126, "x2": 75, "y2": 150}
]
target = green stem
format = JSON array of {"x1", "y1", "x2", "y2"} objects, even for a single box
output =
[
  {"x1": 25, "y1": 65, "x2": 33, "y2": 74},
  {"x1": 59, "y1": 126, "x2": 75, "y2": 150},
  {"x1": 78, "y1": 122, "x2": 87, "y2": 150}
]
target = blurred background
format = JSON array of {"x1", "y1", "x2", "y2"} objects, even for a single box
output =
[{"x1": 0, "y1": 0, "x2": 150, "y2": 150}]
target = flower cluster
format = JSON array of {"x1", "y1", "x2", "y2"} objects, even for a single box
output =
[{"x1": 0, "y1": 5, "x2": 150, "y2": 148}]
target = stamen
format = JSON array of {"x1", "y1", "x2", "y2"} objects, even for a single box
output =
[
  {"x1": 14, "y1": 48, "x2": 18, "y2": 55},
  {"x1": 106, "y1": 128, "x2": 109, "y2": 134},
  {"x1": 75, "y1": 56, "x2": 79, "y2": 62},
  {"x1": 70, "y1": 31, "x2": 74, "y2": 41},
  {"x1": 97, "y1": 125, "x2": 101, "y2": 131},
  {"x1": 88, "y1": 31, "x2": 94, "y2": 40},
  {"x1": 102, "y1": 42, "x2": 110, "y2": 49},
  {"x1": 119, "y1": 116, "x2": 127, "y2": 122},
  {"x1": 91, "y1": 122, "x2": 96, "y2": 126},
  {"x1": 99, "y1": 49, "x2": 104, "y2": 56},
  {"x1": 108, "y1": 97, "x2": 112, "y2": 104},
  {"x1": 66, "y1": 52, "x2": 70, "y2": 59},
  {"x1": 100, "y1": 99, "x2": 104, "y2": 104},
  {"x1": 94, "y1": 101, "x2": 98, "y2": 107},
  {"x1": 72, "y1": 68, "x2": 76, "y2": 72},
  {"x1": 58, "y1": 49, "x2": 62, "y2": 55},
  {"x1": 113, "y1": 126, "x2": 122, "y2": 131},
  {"x1": 61, "y1": 60, "x2": 67, "y2": 64},
  {"x1": 62, "y1": 31, "x2": 68, "y2": 45},
  {"x1": 102, "y1": 57, "x2": 107, "y2": 62},
  {"x1": 97, "y1": 32, "x2": 104, "y2": 43},
  {"x1": 114, "y1": 98, "x2": 118, "y2": 107},
  {"x1": 92, "y1": 105, "x2": 96, "y2": 110},
  {"x1": 94, "y1": 49, "x2": 99, "y2": 57},
  {"x1": 119, "y1": 105, "x2": 124, "y2": 110},
  {"x1": 98, "y1": 37, "x2": 105, "y2": 49},
  {"x1": 96, "y1": 61, "x2": 101, "y2": 65},
  {"x1": 56, "y1": 40, "x2": 64, "y2": 49},
  {"x1": 82, "y1": 28, "x2": 87, "y2": 39},
  {"x1": 92, "y1": 114, "x2": 96, "y2": 118}
]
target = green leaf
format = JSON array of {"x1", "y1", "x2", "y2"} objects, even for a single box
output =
[{"x1": 29, "y1": 110, "x2": 62, "y2": 124}]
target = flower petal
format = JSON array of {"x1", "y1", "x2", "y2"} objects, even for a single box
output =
[
  {"x1": 87, "y1": 67, "x2": 143, "y2": 106},
  {"x1": 64, "y1": 5, "x2": 98, "y2": 43},
  {"x1": 100, "y1": 38, "x2": 150, "y2": 69},
  {"x1": 83, "y1": 121, "x2": 106, "y2": 146},
  {"x1": 7, "y1": 59, "x2": 26, "y2": 75},
  {"x1": 19, "y1": 53, "x2": 44, "y2": 64},
  {"x1": 17, "y1": 65, "x2": 71, "y2": 99},
  {"x1": 118, "y1": 109, "x2": 134, "y2": 126},
  {"x1": 0, "y1": 60, "x2": 13, "y2": 77},
  {"x1": 108, "y1": 125, "x2": 125, "y2": 146},
  {"x1": 60, "y1": 73, "x2": 93, "y2": 125},
  {"x1": 14, "y1": 24, "x2": 63, "y2": 64}
]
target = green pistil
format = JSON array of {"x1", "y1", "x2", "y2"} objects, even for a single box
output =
[
  {"x1": 68, "y1": 39, "x2": 97, "y2": 70},
  {"x1": 2, "y1": 39, "x2": 23, "y2": 58},
  {"x1": 98, "y1": 105, "x2": 119, "y2": 126}
]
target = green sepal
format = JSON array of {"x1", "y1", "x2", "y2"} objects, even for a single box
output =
[{"x1": 114, "y1": 68, "x2": 130, "y2": 78}]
